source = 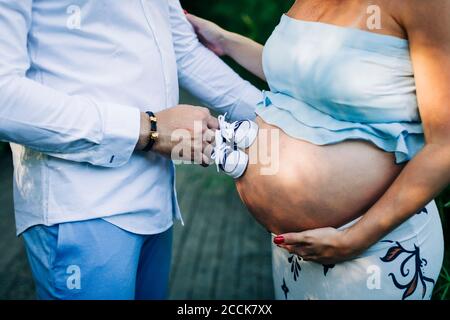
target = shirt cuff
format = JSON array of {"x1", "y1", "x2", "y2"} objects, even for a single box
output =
[
  {"x1": 94, "y1": 103, "x2": 141, "y2": 167},
  {"x1": 228, "y1": 85, "x2": 263, "y2": 121}
]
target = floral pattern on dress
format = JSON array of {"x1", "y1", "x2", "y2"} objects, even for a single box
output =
[
  {"x1": 323, "y1": 264, "x2": 336, "y2": 276},
  {"x1": 380, "y1": 240, "x2": 435, "y2": 300},
  {"x1": 281, "y1": 278, "x2": 290, "y2": 300},
  {"x1": 415, "y1": 207, "x2": 428, "y2": 215},
  {"x1": 288, "y1": 255, "x2": 302, "y2": 281}
]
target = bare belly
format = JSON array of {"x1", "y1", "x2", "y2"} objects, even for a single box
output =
[{"x1": 236, "y1": 117, "x2": 405, "y2": 235}]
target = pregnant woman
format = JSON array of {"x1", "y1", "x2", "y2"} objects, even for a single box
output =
[{"x1": 188, "y1": 0, "x2": 450, "y2": 300}]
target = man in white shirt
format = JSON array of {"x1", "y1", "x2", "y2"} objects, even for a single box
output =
[{"x1": 0, "y1": 0, "x2": 261, "y2": 299}]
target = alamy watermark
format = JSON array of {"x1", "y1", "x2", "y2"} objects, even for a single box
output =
[
  {"x1": 171, "y1": 121, "x2": 280, "y2": 176},
  {"x1": 66, "y1": 265, "x2": 81, "y2": 290},
  {"x1": 367, "y1": 264, "x2": 382, "y2": 290},
  {"x1": 66, "y1": 5, "x2": 82, "y2": 30},
  {"x1": 366, "y1": 5, "x2": 382, "y2": 31}
]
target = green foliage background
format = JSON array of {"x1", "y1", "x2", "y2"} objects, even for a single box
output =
[
  {"x1": 0, "y1": 0, "x2": 448, "y2": 299},
  {"x1": 181, "y1": 0, "x2": 450, "y2": 300},
  {"x1": 182, "y1": 0, "x2": 293, "y2": 89}
]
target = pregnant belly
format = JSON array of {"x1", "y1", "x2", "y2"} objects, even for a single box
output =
[{"x1": 236, "y1": 117, "x2": 404, "y2": 235}]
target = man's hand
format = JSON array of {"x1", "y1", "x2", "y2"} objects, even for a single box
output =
[{"x1": 137, "y1": 105, "x2": 219, "y2": 165}]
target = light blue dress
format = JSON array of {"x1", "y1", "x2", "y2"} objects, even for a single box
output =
[
  {"x1": 257, "y1": 15, "x2": 424, "y2": 164},
  {"x1": 264, "y1": 15, "x2": 444, "y2": 300}
]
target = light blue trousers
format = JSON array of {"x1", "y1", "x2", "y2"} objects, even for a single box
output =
[{"x1": 22, "y1": 218, "x2": 173, "y2": 300}]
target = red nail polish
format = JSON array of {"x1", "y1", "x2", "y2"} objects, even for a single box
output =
[
  {"x1": 274, "y1": 236, "x2": 285, "y2": 245},
  {"x1": 183, "y1": 9, "x2": 189, "y2": 15}
]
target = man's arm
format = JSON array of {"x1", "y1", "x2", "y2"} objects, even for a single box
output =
[
  {"x1": 168, "y1": 0, "x2": 262, "y2": 121},
  {"x1": 0, "y1": 0, "x2": 142, "y2": 167}
]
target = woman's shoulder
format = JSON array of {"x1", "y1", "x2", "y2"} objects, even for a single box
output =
[{"x1": 389, "y1": 0, "x2": 449, "y2": 32}]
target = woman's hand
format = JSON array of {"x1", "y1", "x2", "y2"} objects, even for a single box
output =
[
  {"x1": 275, "y1": 227, "x2": 365, "y2": 265},
  {"x1": 186, "y1": 13, "x2": 229, "y2": 56},
  {"x1": 186, "y1": 13, "x2": 266, "y2": 80}
]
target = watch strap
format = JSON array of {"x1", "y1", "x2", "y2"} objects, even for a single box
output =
[{"x1": 143, "y1": 111, "x2": 158, "y2": 152}]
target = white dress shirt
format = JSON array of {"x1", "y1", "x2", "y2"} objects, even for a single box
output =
[{"x1": 0, "y1": 0, "x2": 261, "y2": 235}]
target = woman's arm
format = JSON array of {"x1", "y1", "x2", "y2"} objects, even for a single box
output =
[
  {"x1": 169, "y1": 2, "x2": 262, "y2": 121},
  {"x1": 186, "y1": 14, "x2": 266, "y2": 81},
  {"x1": 345, "y1": 0, "x2": 450, "y2": 250},
  {"x1": 277, "y1": 1, "x2": 450, "y2": 264}
]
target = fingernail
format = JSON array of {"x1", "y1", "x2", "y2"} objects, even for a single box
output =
[
  {"x1": 274, "y1": 236, "x2": 285, "y2": 245},
  {"x1": 183, "y1": 9, "x2": 189, "y2": 15}
]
